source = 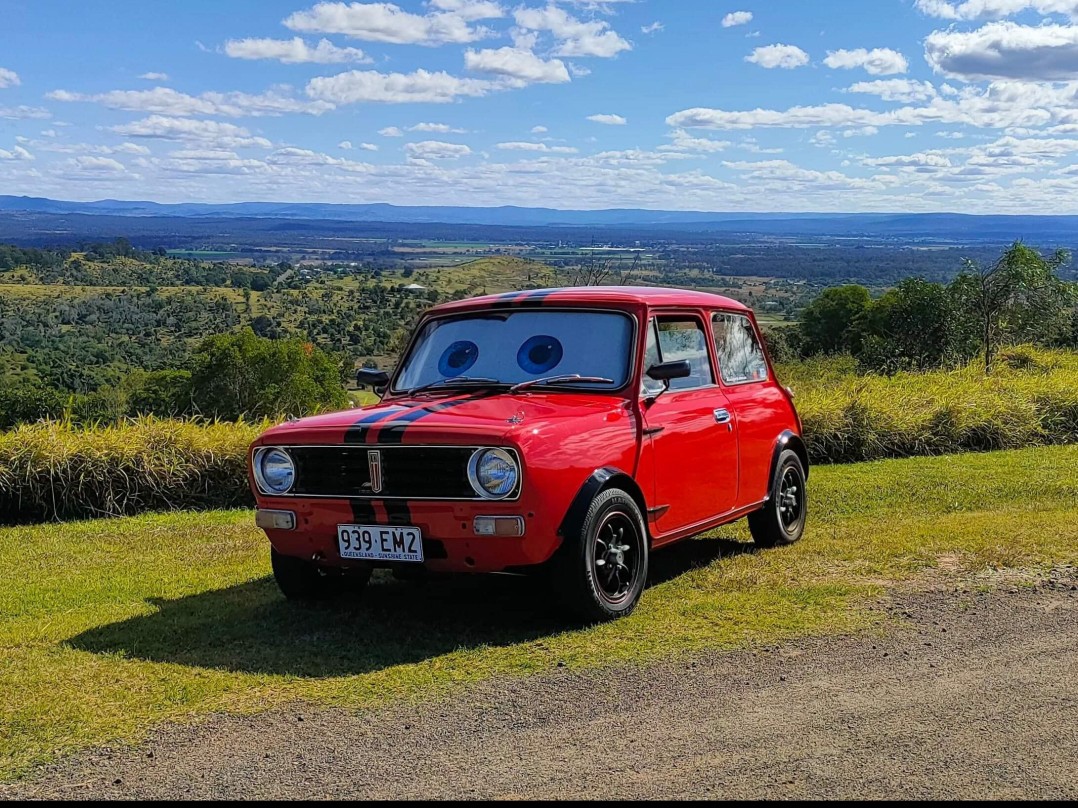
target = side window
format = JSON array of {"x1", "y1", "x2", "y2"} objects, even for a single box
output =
[
  {"x1": 655, "y1": 316, "x2": 715, "y2": 391},
  {"x1": 713, "y1": 313, "x2": 769, "y2": 385}
]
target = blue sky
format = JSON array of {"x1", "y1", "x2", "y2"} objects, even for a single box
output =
[{"x1": 3, "y1": 0, "x2": 1078, "y2": 211}]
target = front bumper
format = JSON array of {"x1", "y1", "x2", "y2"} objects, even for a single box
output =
[{"x1": 256, "y1": 497, "x2": 562, "y2": 573}]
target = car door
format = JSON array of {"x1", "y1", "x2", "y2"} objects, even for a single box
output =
[
  {"x1": 712, "y1": 310, "x2": 788, "y2": 506},
  {"x1": 641, "y1": 314, "x2": 739, "y2": 537}
]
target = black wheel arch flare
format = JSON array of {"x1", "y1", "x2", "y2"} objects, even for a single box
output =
[
  {"x1": 767, "y1": 431, "x2": 810, "y2": 500},
  {"x1": 558, "y1": 467, "x2": 651, "y2": 544}
]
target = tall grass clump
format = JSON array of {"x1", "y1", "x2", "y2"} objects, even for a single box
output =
[
  {"x1": 789, "y1": 348, "x2": 1078, "y2": 464},
  {"x1": 0, "y1": 416, "x2": 262, "y2": 524}
]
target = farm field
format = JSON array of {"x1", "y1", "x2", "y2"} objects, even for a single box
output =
[{"x1": 2, "y1": 444, "x2": 1076, "y2": 781}]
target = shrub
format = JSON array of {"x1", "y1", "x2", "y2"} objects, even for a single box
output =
[{"x1": 0, "y1": 417, "x2": 262, "y2": 523}]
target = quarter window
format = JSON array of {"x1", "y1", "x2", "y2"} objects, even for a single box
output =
[
  {"x1": 713, "y1": 313, "x2": 769, "y2": 385},
  {"x1": 648, "y1": 316, "x2": 715, "y2": 392}
]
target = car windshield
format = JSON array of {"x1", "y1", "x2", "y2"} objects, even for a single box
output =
[{"x1": 394, "y1": 310, "x2": 635, "y2": 393}]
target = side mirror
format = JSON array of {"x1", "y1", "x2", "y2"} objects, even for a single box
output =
[
  {"x1": 356, "y1": 368, "x2": 390, "y2": 395},
  {"x1": 646, "y1": 360, "x2": 692, "y2": 382}
]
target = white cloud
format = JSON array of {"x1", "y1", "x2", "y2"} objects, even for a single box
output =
[
  {"x1": 66, "y1": 155, "x2": 127, "y2": 173},
  {"x1": 846, "y1": 79, "x2": 938, "y2": 102},
  {"x1": 0, "y1": 145, "x2": 33, "y2": 161},
  {"x1": 661, "y1": 128, "x2": 731, "y2": 152},
  {"x1": 824, "y1": 48, "x2": 908, "y2": 75},
  {"x1": 641, "y1": 21, "x2": 664, "y2": 34},
  {"x1": 49, "y1": 86, "x2": 331, "y2": 117},
  {"x1": 409, "y1": 122, "x2": 468, "y2": 133},
  {"x1": 405, "y1": 140, "x2": 472, "y2": 159},
  {"x1": 843, "y1": 125, "x2": 880, "y2": 137},
  {"x1": 464, "y1": 46, "x2": 570, "y2": 83},
  {"x1": 0, "y1": 105, "x2": 50, "y2": 120},
  {"x1": 139, "y1": 72, "x2": 170, "y2": 81},
  {"x1": 110, "y1": 116, "x2": 273, "y2": 148},
  {"x1": 514, "y1": 5, "x2": 632, "y2": 58},
  {"x1": 746, "y1": 44, "x2": 810, "y2": 69},
  {"x1": 339, "y1": 140, "x2": 353, "y2": 149},
  {"x1": 306, "y1": 68, "x2": 494, "y2": 104},
  {"x1": 0, "y1": 68, "x2": 22, "y2": 88},
  {"x1": 587, "y1": 113, "x2": 627, "y2": 125},
  {"x1": 496, "y1": 141, "x2": 578, "y2": 153},
  {"x1": 284, "y1": 1, "x2": 503, "y2": 46},
  {"x1": 224, "y1": 37, "x2": 372, "y2": 64},
  {"x1": 925, "y1": 21, "x2": 1078, "y2": 81},
  {"x1": 722, "y1": 11, "x2": 753, "y2": 27},
  {"x1": 914, "y1": 0, "x2": 1078, "y2": 20},
  {"x1": 531, "y1": 125, "x2": 548, "y2": 133},
  {"x1": 379, "y1": 126, "x2": 404, "y2": 136}
]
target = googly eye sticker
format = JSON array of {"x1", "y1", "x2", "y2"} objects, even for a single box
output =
[
  {"x1": 438, "y1": 340, "x2": 479, "y2": 377},
  {"x1": 517, "y1": 335, "x2": 564, "y2": 375}
]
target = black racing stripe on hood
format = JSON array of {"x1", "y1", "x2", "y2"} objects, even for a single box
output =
[
  {"x1": 372, "y1": 396, "x2": 476, "y2": 445},
  {"x1": 344, "y1": 406, "x2": 409, "y2": 444}
]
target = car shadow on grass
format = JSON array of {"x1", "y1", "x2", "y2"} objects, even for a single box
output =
[{"x1": 67, "y1": 537, "x2": 754, "y2": 678}]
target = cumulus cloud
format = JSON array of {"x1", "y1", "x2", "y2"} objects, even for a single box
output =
[
  {"x1": 661, "y1": 128, "x2": 731, "y2": 153},
  {"x1": 224, "y1": 37, "x2": 371, "y2": 64},
  {"x1": 110, "y1": 116, "x2": 273, "y2": 148},
  {"x1": 66, "y1": 155, "x2": 127, "y2": 172},
  {"x1": 495, "y1": 141, "x2": 578, "y2": 153},
  {"x1": 925, "y1": 21, "x2": 1078, "y2": 81},
  {"x1": 284, "y1": 1, "x2": 503, "y2": 46},
  {"x1": 0, "y1": 68, "x2": 22, "y2": 88},
  {"x1": 340, "y1": 140, "x2": 379, "y2": 150},
  {"x1": 139, "y1": 72, "x2": 170, "y2": 81},
  {"x1": 746, "y1": 44, "x2": 810, "y2": 69},
  {"x1": 409, "y1": 122, "x2": 468, "y2": 133},
  {"x1": 405, "y1": 140, "x2": 472, "y2": 159},
  {"x1": 914, "y1": 0, "x2": 1078, "y2": 20},
  {"x1": 379, "y1": 126, "x2": 404, "y2": 136},
  {"x1": 514, "y1": 4, "x2": 631, "y2": 58},
  {"x1": 49, "y1": 86, "x2": 331, "y2": 117},
  {"x1": 531, "y1": 125, "x2": 548, "y2": 133},
  {"x1": 306, "y1": 68, "x2": 494, "y2": 104},
  {"x1": 0, "y1": 145, "x2": 33, "y2": 161},
  {"x1": 722, "y1": 11, "x2": 753, "y2": 27},
  {"x1": 846, "y1": 79, "x2": 938, "y2": 102},
  {"x1": 587, "y1": 113, "x2": 627, "y2": 125},
  {"x1": 824, "y1": 48, "x2": 908, "y2": 75},
  {"x1": 0, "y1": 105, "x2": 50, "y2": 120},
  {"x1": 464, "y1": 46, "x2": 570, "y2": 83}
]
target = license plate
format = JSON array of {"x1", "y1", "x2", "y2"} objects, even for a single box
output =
[{"x1": 337, "y1": 524, "x2": 424, "y2": 563}]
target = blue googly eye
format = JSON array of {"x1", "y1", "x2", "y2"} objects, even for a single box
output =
[
  {"x1": 517, "y1": 335, "x2": 564, "y2": 375},
  {"x1": 438, "y1": 341, "x2": 479, "y2": 377}
]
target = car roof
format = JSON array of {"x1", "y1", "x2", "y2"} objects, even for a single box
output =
[{"x1": 428, "y1": 286, "x2": 752, "y2": 315}]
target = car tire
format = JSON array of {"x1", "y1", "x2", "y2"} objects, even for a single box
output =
[
  {"x1": 271, "y1": 549, "x2": 370, "y2": 601},
  {"x1": 552, "y1": 487, "x2": 649, "y2": 623},
  {"x1": 749, "y1": 449, "x2": 807, "y2": 548}
]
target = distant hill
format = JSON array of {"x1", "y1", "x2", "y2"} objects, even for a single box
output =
[{"x1": 2, "y1": 196, "x2": 1078, "y2": 246}]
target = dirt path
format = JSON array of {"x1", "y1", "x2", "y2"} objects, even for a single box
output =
[{"x1": 6, "y1": 571, "x2": 1078, "y2": 800}]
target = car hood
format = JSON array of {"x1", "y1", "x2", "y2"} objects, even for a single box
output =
[{"x1": 257, "y1": 391, "x2": 633, "y2": 446}]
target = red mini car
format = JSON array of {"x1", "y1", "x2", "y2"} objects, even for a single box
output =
[{"x1": 250, "y1": 287, "x2": 808, "y2": 621}]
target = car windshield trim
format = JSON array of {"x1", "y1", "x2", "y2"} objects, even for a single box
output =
[{"x1": 389, "y1": 307, "x2": 639, "y2": 396}]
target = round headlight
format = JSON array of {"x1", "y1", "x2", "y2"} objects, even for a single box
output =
[
  {"x1": 468, "y1": 448, "x2": 519, "y2": 499},
  {"x1": 255, "y1": 448, "x2": 295, "y2": 495}
]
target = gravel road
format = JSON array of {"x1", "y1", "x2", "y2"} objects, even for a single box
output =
[{"x1": 6, "y1": 570, "x2": 1077, "y2": 801}]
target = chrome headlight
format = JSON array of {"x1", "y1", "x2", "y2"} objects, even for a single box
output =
[
  {"x1": 468, "y1": 448, "x2": 520, "y2": 500},
  {"x1": 253, "y1": 447, "x2": 295, "y2": 495}
]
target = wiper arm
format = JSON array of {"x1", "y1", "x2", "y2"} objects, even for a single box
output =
[
  {"x1": 510, "y1": 374, "x2": 615, "y2": 393},
  {"x1": 406, "y1": 377, "x2": 506, "y2": 396}
]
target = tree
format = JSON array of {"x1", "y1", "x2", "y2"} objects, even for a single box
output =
[
  {"x1": 855, "y1": 278, "x2": 962, "y2": 373},
  {"x1": 949, "y1": 242, "x2": 1073, "y2": 373},
  {"x1": 190, "y1": 329, "x2": 348, "y2": 420},
  {"x1": 799, "y1": 285, "x2": 871, "y2": 356},
  {"x1": 122, "y1": 370, "x2": 193, "y2": 416}
]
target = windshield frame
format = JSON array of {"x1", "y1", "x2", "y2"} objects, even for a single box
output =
[{"x1": 388, "y1": 306, "x2": 640, "y2": 397}]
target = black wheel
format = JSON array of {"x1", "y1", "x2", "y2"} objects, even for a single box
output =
[
  {"x1": 270, "y1": 549, "x2": 371, "y2": 601},
  {"x1": 551, "y1": 488, "x2": 649, "y2": 623},
  {"x1": 749, "y1": 450, "x2": 807, "y2": 548}
]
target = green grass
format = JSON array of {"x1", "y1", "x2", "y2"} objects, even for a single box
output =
[{"x1": 2, "y1": 445, "x2": 1076, "y2": 780}]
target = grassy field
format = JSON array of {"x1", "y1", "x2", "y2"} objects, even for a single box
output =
[{"x1": 2, "y1": 444, "x2": 1076, "y2": 780}]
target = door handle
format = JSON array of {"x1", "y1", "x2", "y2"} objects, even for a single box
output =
[{"x1": 714, "y1": 408, "x2": 732, "y2": 425}]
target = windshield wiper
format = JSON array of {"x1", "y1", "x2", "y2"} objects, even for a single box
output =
[
  {"x1": 406, "y1": 377, "x2": 506, "y2": 396},
  {"x1": 509, "y1": 374, "x2": 615, "y2": 394}
]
